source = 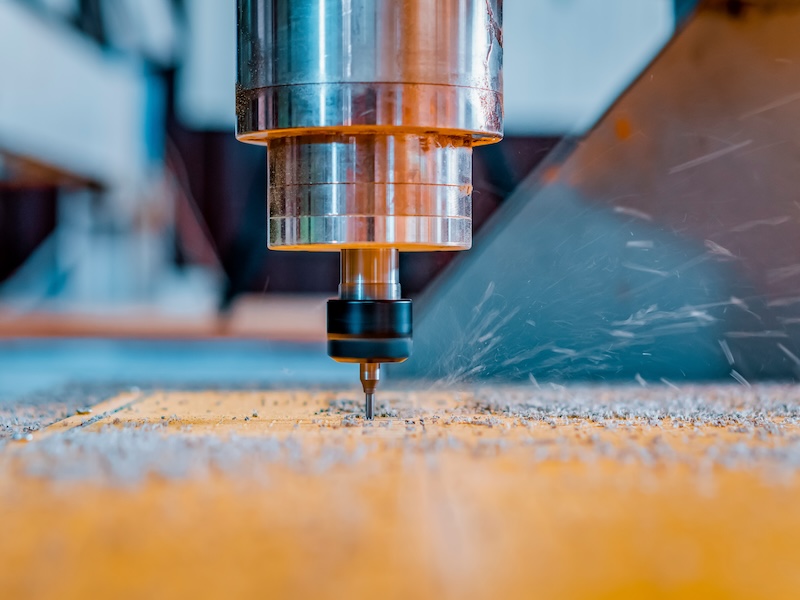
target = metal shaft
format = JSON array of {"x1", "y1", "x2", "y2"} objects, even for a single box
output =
[
  {"x1": 340, "y1": 249, "x2": 398, "y2": 418},
  {"x1": 360, "y1": 363, "x2": 380, "y2": 420},
  {"x1": 339, "y1": 248, "x2": 400, "y2": 301}
]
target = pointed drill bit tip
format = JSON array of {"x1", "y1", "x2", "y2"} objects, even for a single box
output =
[
  {"x1": 360, "y1": 362, "x2": 380, "y2": 420},
  {"x1": 365, "y1": 392, "x2": 375, "y2": 420}
]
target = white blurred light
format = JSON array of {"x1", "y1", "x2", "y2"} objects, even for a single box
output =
[
  {"x1": 504, "y1": 0, "x2": 675, "y2": 135},
  {"x1": 35, "y1": 0, "x2": 79, "y2": 18},
  {"x1": 175, "y1": 0, "x2": 674, "y2": 135},
  {"x1": 102, "y1": 0, "x2": 180, "y2": 67},
  {"x1": 176, "y1": 0, "x2": 236, "y2": 130},
  {"x1": 0, "y1": 0, "x2": 152, "y2": 188}
]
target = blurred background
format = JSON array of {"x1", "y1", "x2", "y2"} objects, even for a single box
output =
[
  {"x1": 0, "y1": 0, "x2": 677, "y2": 320},
  {"x1": 7, "y1": 0, "x2": 800, "y2": 393}
]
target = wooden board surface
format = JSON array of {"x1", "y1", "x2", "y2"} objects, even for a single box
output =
[
  {"x1": 2, "y1": 386, "x2": 800, "y2": 599},
  {"x1": 0, "y1": 294, "x2": 328, "y2": 340}
]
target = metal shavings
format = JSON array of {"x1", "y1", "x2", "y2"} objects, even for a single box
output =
[{"x1": 730, "y1": 369, "x2": 751, "y2": 387}]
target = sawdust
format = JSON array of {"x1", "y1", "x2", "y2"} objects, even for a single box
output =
[
  {"x1": 0, "y1": 384, "x2": 127, "y2": 442},
  {"x1": 5, "y1": 384, "x2": 800, "y2": 487},
  {"x1": 3, "y1": 385, "x2": 800, "y2": 599}
]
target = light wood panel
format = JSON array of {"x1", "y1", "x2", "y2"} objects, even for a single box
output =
[{"x1": 2, "y1": 387, "x2": 799, "y2": 599}]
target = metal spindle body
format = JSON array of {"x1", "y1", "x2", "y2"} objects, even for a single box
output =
[
  {"x1": 236, "y1": 0, "x2": 503, "y2": 417},
  {"x1": 236, "y1": 0, "x2": 503, "y2": 251}
]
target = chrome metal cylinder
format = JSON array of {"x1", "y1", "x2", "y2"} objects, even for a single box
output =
[
  {"x1": 267, "y1": 134, "x2": 473, "y2": 250},
  {"x1": 236, "y1": 0, "x2": 503, "y2": 251},
  {"x1": 340, "y1": 249, "x2": 400, "y2": 301}
]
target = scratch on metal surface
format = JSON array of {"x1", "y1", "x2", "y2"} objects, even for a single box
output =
[
  {"x1": 613, "y1": 206, "x2": 653, "y2": 221},
  {"x1": 621, "y1": 262, "x2": 670, "y2": 277},
  {"x1": 768, "y1": 264, "x2": 800, "y2": 284},
  {"x1": 777, "y1": 343, "x2": 800, "y2": 367},
  {"x1": 730, "y1": 216, "x2": 790, "y2": 233},
  {"x1": 704, "y1": 240, "x2": 737, "y2": 260},
  {"x1": 739, "y1": 90, "x2": 800, "y2": 120},
  {"x1": 668, "y1": 140, "x2": 753, "y2": 174}
]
